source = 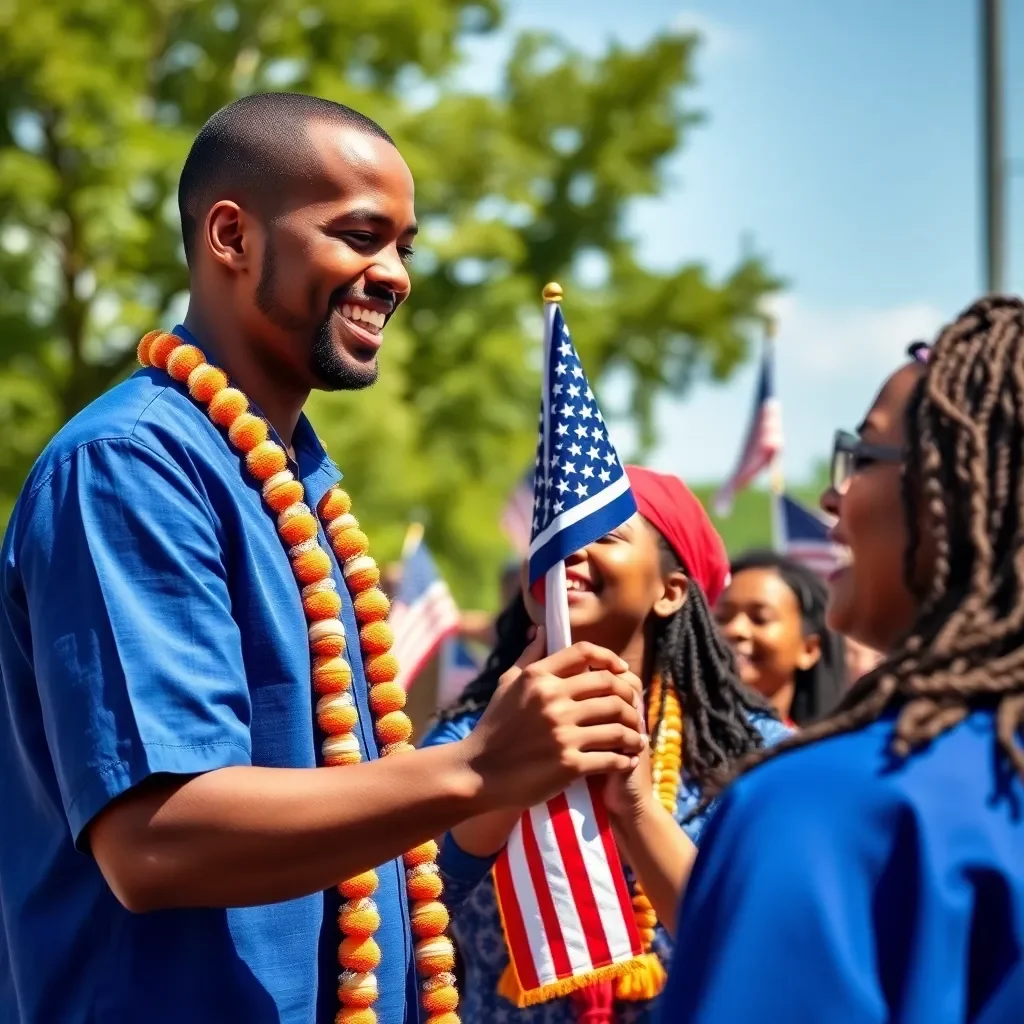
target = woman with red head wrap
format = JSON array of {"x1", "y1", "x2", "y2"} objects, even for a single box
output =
[{"x1": 419, "y1": 466, "x2": 793, "y2": 1024}]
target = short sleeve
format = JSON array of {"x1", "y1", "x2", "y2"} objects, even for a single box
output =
[
  {"x1": 662, "y1": 764, "x2": 888, "y2": 1023},
  {"x1": 419, "y1": 712, "x2": 478, "y2": 750},
  {"x1": 754, "y1": 713, "x2": 797, "y2": 748},
  {"x1": 18, "y1": 438, "x2": 252, "y2": 844}
]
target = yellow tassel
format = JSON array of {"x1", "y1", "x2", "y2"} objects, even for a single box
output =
[
  {"x1": 613, "y1": 952, "x2": 667, "y2": 1001},
  {"x1": 497, "y1": 958, "x2": 647, "y2": 1008}
]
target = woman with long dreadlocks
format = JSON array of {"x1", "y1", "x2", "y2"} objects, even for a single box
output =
[
  {"x1": 660, "y1": 297, "x2": 1024, "y2": 1023},
  {"x1": 714, "y1": 549, "x2": 847, "y2": 726},
  {"x1": 419, "y1": 465, "x2": 792, "y2": 1024}
]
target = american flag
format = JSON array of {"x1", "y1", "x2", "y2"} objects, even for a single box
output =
[
  {"x1": 713, "y1": 336, "x2": 783, "y2": 516},
  {"x1": 527, "y1": 306, "x2": 637, "y2": 587},
  {"x1": 388, "y1": 542, "x2": 461, "y2": 691},
  {"x1": 776, "y1": 493, "x2": 843, "y2": 577},
  {"x1": 500, "y1": 469, "x2": 534, "y2": 556},
  {"x1": 493, "y1": 295, "x2": 643, "y2": 1005},
  {"x1": 435, "y1": 638, "x2": 481, "y2": 710}
]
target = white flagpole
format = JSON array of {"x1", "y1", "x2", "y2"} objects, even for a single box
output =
[
  {"x1": 765, "y1": 319, "x2": 785, "y2": 552},
  {"x1": 401, "y1": 521, "x2": 424, "y2": 561},
  {"x1": 540, "y1": 282, "x2": 573, "y2": 654}
]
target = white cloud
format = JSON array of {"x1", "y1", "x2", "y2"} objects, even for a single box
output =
[
  {"x1": 624, "y1": 295, "x2": 952, "y2": 484},
  {"x1": 672, "y1": 10, "x2": 753, "y2": 62},
  {"x1": 765, "y1": 294, "x2": 947, "y2": 375}
]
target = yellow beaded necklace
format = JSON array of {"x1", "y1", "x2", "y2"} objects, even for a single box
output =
[
  {"x1": 614, "y1": 675, "x2": 682, "y2": 1002},
  {"x1": 138, "y1": 330, "x2": 460, "y2": 1024}
]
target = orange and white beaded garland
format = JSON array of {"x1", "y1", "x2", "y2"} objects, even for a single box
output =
[{"x1": 138, "y1": 331, "x2": 459, "y2": 1024}]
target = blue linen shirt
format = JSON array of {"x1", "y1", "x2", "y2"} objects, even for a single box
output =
[
  {"x1": 420, "y1": 708, "x2": 791, "y2": 1024},
  {"x1": 0, "y1": 326, "x2": 417, "y2": 1024},
  {"x1": 661, "y1": 709, "x2": 1024, "y2": 1023}
]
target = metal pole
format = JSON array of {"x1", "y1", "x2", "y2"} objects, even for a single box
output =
[{"x1": 982, "y1": 0, "x2": 1006, "y2": 293}]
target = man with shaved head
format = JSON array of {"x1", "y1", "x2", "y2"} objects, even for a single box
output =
[{"x1": 0, "y1": 93, "x2": 645, "y2": 1023}]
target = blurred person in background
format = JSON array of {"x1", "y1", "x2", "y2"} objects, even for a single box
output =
[
  {"x1": 419, "y1": 465, "x2": 791, "y2": 1024},
  {"x1": 714, "y1": 548, "x2": 846, "y2": 726},
  {"x1": 661, "y1": 300, "x2": 1024, "y2": 1022}
]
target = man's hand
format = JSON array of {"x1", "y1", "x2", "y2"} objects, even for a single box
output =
[{"x1": 463, "y1": 632, "x2": 646, "y2": 809}]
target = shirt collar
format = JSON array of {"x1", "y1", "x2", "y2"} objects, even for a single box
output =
[{"x1": 171, "y1": 324, "x2": 343, "y2": 509}]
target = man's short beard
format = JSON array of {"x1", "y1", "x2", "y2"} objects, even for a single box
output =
[
  {"x1": 309, "y1": 315, "x2": 379, "y2": 392},
  {"x1": 255, "y1": 236, "x2": 379, "y2": 393}
]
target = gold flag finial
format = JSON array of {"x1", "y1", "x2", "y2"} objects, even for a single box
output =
[{"x1": 542, "y1": 282, "x2": 563, "y2": 303}]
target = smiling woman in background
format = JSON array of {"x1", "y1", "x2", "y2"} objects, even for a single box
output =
[
  {"x1": 715, "y1": 549, "x2": 846, "y2": 726},
  {"x1": 661, "y1": 299, "x2": 1024, "y2": 1023}
]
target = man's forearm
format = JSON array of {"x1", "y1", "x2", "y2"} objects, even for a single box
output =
[{"x1": 90, "y1": 740, "x2": 487, "y2": 912}]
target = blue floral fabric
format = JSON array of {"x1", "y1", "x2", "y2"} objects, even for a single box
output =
[{"x1": 420, "y1": 710, "x2": 792, "y2": 1024}]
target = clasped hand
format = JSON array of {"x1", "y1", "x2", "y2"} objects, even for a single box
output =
[{"x1": 465, "y1": 629, "x2": 647, "y2": 810}]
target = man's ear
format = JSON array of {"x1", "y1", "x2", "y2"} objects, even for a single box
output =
[
  {"x1": 652, "y1": 569, "x2": 688, "y2": 619},
  {"x1": 204, "y1": 200, "x2": 259, "y2": 272}
]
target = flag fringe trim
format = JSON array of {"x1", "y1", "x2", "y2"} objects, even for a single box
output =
[
  {"x1": 492, "y1": 839, "x2": 651, "y2": 1008},
  {"x1": 615, "y1": 952, "x2": 667, "y2": 1001},
  {"x1": 496, "y1": 957, "x2": 647, "y2": 1008}
]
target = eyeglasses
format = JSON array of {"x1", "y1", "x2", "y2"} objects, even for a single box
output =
[{"x1": 830, "y1": 429, "x2": 902, "y2": 492}]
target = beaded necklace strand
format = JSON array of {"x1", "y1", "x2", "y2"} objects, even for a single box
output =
[
  {"x1": 138, "y1": 331, "x2": 459, "y2": 1024},
  {"x1": 612, "y1": 675, "x2": 682, "y2": 1001}
]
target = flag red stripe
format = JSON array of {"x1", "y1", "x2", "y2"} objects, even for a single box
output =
[
  {"x1": 521, "y1": 809, "x2": 574, "y2": 979},
  {"x1": 493, "y1": 851, "x2": 542, "y2": 992},
  {"x1": 587, "y1": 776, "x2": 644, "y2": 956},
  {"x1": 547, "y1": 792, "x2": 614, "y2": 969}
]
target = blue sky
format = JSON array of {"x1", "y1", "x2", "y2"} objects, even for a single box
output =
[{"x1": 461, "y1": 0, "x2": 1024, "y2": 484}]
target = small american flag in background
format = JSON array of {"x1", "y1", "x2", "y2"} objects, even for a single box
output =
[
  {"x1": 493, "y1": 295, "x2": 643, "y2": 1005},
  {"x1": 388, "y1": 542, "x2": 460, "y2": 692},
  {"x1": 527, "y1": 306, "x2": 637, "y2": 586},
  {"x1": 500, "y1": 469, "x2": 535, "y2": 556},
  {"x1": 776, "y1": 493, "x2": 844, "y2": 577},
  {"x1": 713, "y1": 336, "x2": 783, "y2": 516}
]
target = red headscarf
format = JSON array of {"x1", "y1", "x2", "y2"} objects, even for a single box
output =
[{"x1": 624, "y1": 464, "x2": 730, "y2": 606}]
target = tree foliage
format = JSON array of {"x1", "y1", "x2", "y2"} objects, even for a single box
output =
[{"x1": 0, "y1": 0, "x2": 779, "y2": 605}]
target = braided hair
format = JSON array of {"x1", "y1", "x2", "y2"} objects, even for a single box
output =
[
  {"x1": 437, "y1": 524, "x2": 776, "y2": 790},
  {"x1": 716, "y1": 295, "x2": 1024, "y2": 790},
  {"x1": 727, "y1": 549, "x2": 847, "y2": 726}
]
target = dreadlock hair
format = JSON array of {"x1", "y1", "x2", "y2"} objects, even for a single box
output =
[
  {"x1": 728, "y1": 549, "x2": 847, "y2": 726},
  {"x1": 712, "y1": 295, "x2": 1024, "y2": 795},
  {"x1": 436, "y1": 525, "x2": 777, "y2": 791}
]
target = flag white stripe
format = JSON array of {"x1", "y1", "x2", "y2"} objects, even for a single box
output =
[
  {"x1": 528, "y1": 802, "x2": 593, "y2": 975},
  {"x1": 391, "y1": 607, "x2": 460, "y2": 665},
  {"x1": 389, "y1": 581, "x2": 458, "y2": 631},
  {"x1": 528, "y1": 474, "x2": 632, "y2": 557},
  {"x1": 391, "y1": 583, "x2": 461, "y2": 686},
  {"x1": 505, "y1": 823, "x2": 558, "y2": 983},
  {"x1": 563, "y1": 781, "x2": 635, "y2": 961},
  {"x1": 392, "y1": 613, "x2": 460, "y2": 675},
  {"x1": 390, "y1": 602, "x2": 460, "y2": 656}
]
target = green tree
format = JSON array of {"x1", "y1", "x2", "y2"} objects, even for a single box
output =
[{"x1": 0, "y1": 0, "x2": 779, "y2": 605}]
